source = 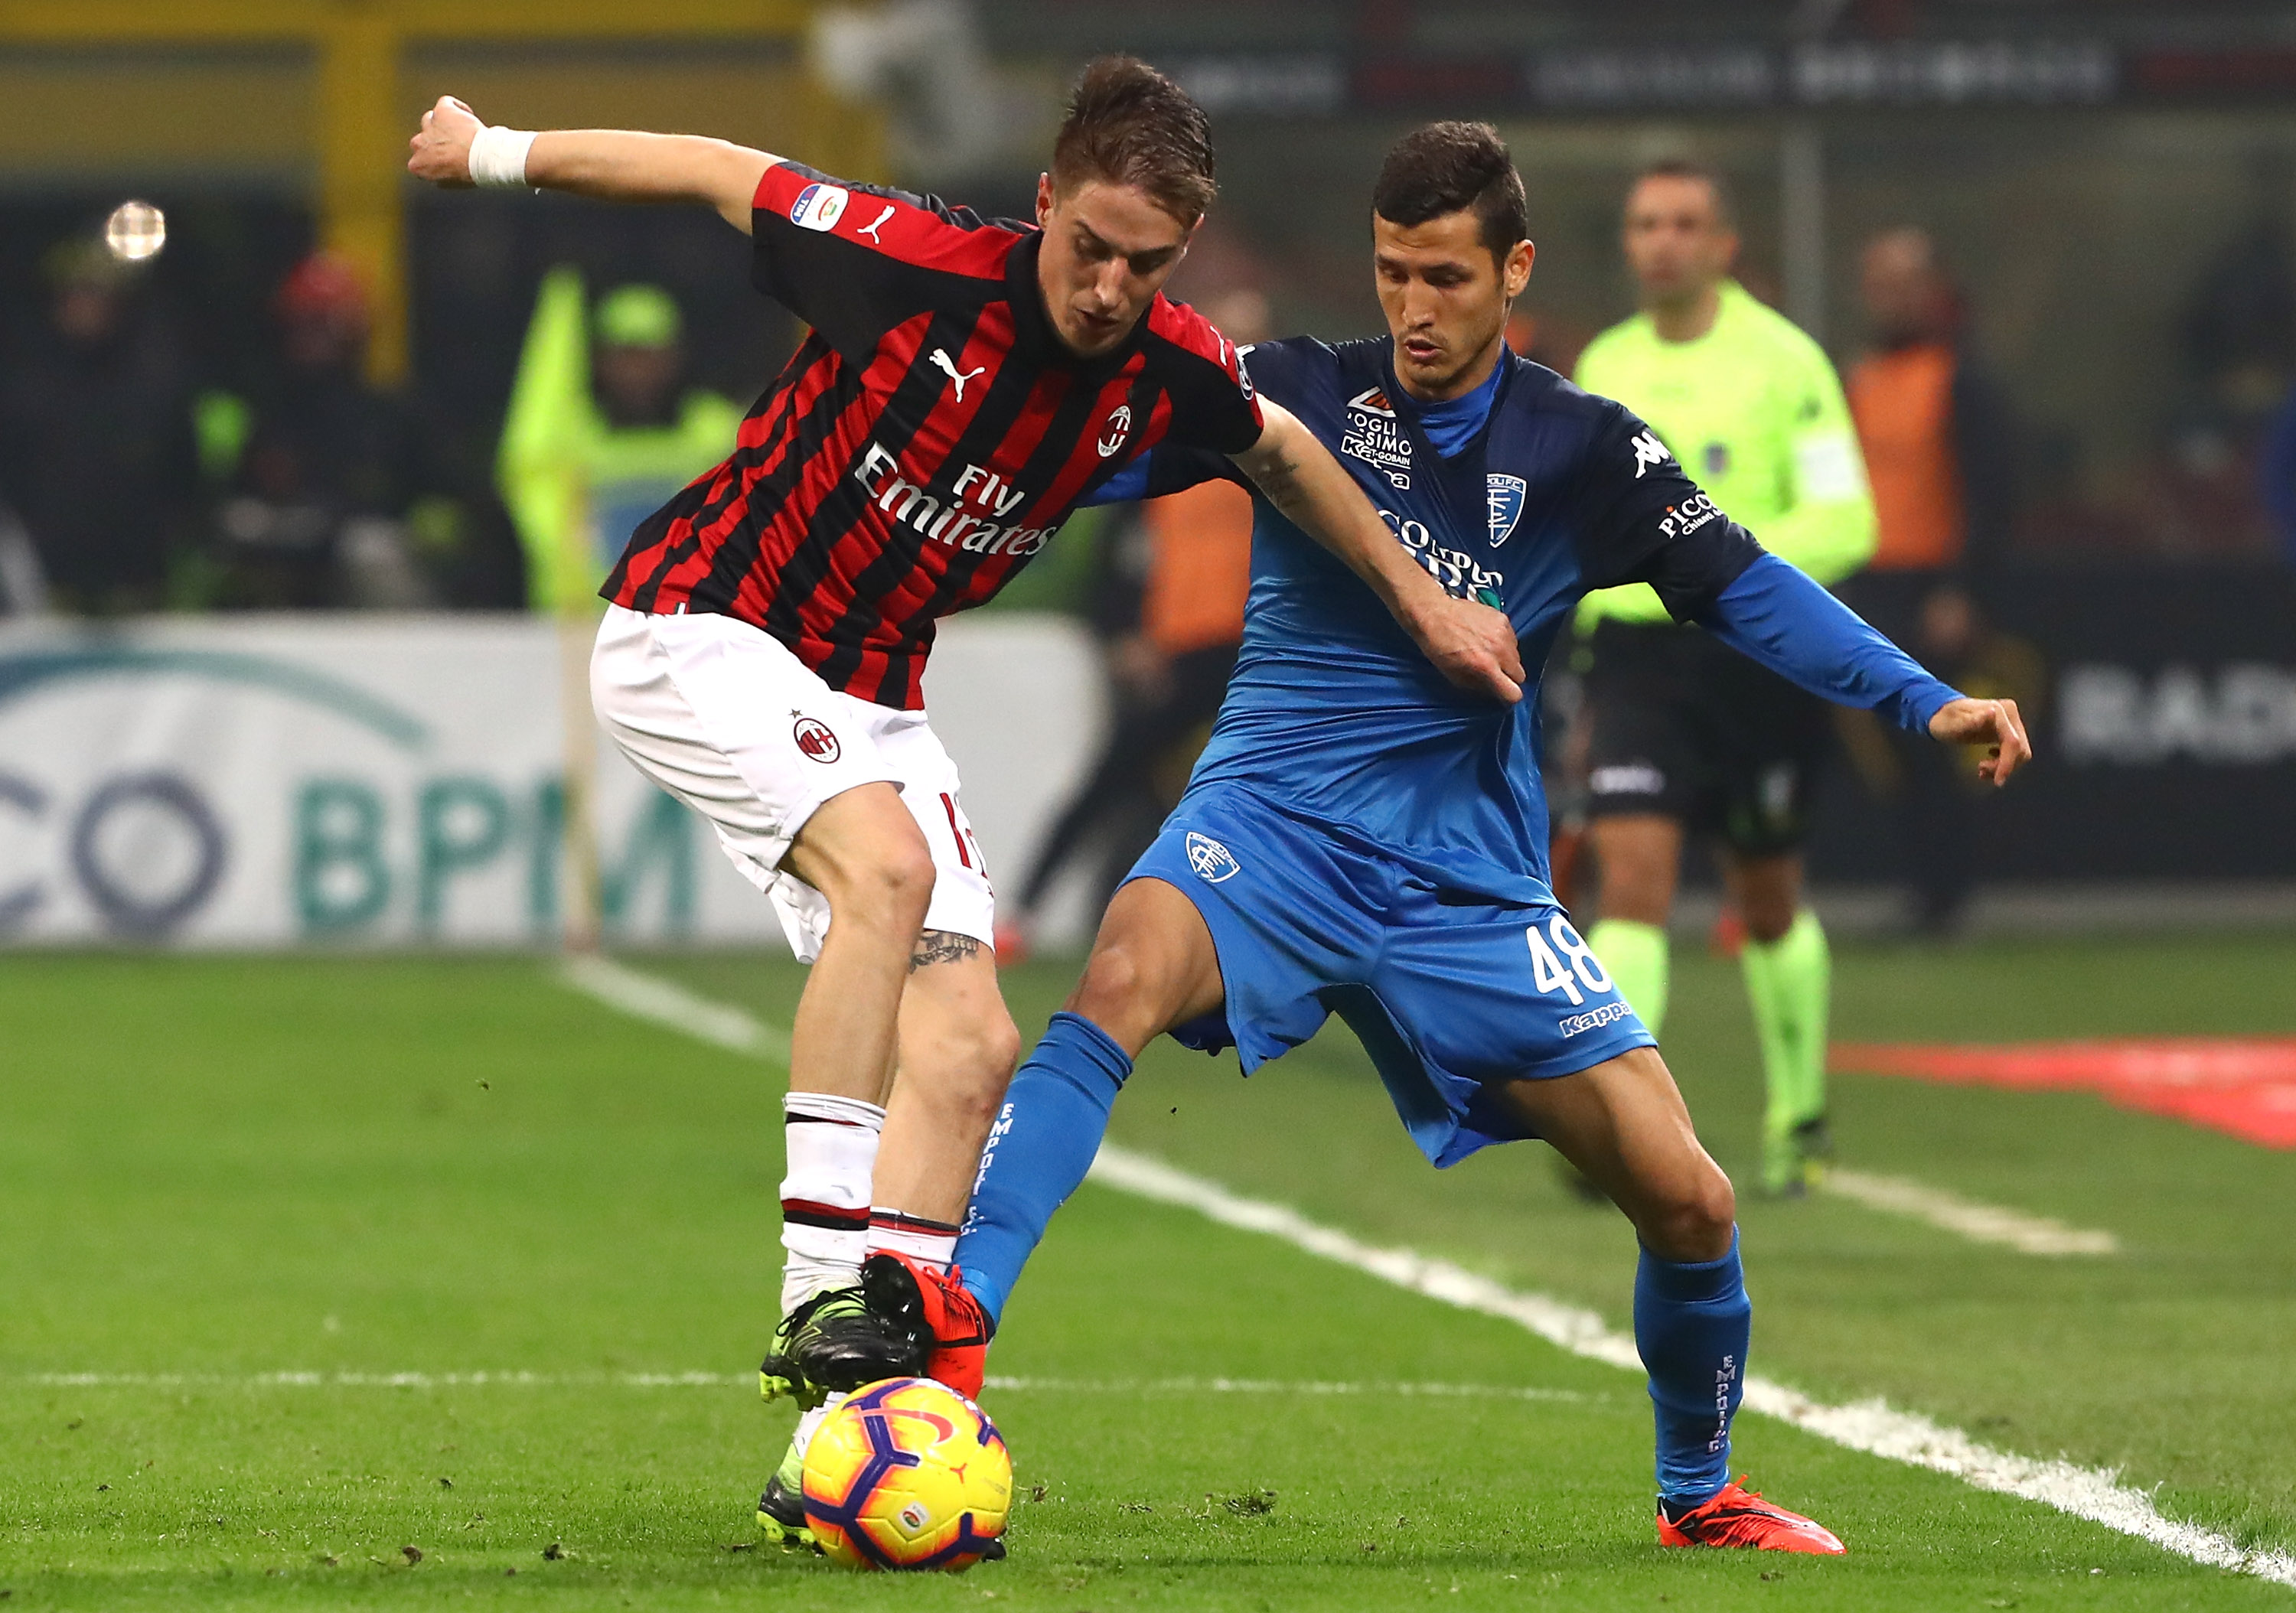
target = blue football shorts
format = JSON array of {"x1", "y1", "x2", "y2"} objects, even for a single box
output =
[{"x1": 1127, "y1": 784, "x2": 1655, "y2": 1168}]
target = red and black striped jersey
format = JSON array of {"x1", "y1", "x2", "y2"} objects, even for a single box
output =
[{"x1": 603, "y1": 161, "x2": 1264, "y2": 710}]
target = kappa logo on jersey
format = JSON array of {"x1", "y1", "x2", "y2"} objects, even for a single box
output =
[
  {"x1": 1097, "y1": 403, "x2": 1133, "y2": 458},
  {"x1": 1342, "y1": 389, "x2": 1414, "y2": 489},
  {"x1": 855, "y1": 202, "x2": 895, "y2": 244},
  {"x1": 1185, "y1": 831, "x2": 1241, "y2": 884},
  {"x1": 1486, "y1": 474, "x2": 1527, "y2": 548},
  {"x1": 792, "y1": 716, "x2": 842, "y2": 763},
  {"x1": 789, "y1": 182, "x2": 850, "y2": 233},
  {"x1": 852, "y1": 445, "x2": 1057, "y2": 557},
  {"x1": 1629, "y1": 429, "x2": 1673, "y2": 478},
  {"x1": 929, "y1": 347, "x2": 987, "y2": 401}
]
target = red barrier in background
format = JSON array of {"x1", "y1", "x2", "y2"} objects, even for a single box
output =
[{"x1": 1831, "y1": 1039, "x2": 2296, "y2": 1149}]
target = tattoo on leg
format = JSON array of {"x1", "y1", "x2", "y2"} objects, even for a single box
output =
[{"x1": 909, "y1": 930, "x2": 981, "y2": 972}]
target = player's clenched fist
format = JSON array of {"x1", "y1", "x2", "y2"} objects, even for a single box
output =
[
  {"x1": 1928, "y1": 695, "x2": 2031, "y2": 785},
  {"x1": 1407, "y1": 592, "x2": 1525, "y2": 705},
  {"x1": 408, "y1": 96, "x2": 484, "y2": 187}
]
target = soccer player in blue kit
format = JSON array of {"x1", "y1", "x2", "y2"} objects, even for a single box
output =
[{"x1": 905, "y1": 124, "x2": 2030, "y2": 1553}]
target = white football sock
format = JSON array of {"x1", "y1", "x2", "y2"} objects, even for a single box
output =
[
  {"x1": 867, "y1": 1209, "x2": 960, "y2": 1276},
  {"x1": 792, "y1": 1393, "x2": 843, "y2": 1462},
  {"x1": 780, "y1": 1092, "x2": 884, "y2": 1315}
]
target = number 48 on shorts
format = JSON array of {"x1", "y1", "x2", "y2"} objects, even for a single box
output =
[{"x1": 1527, "y1": 914, "x2": 1613, "y2": 1006}]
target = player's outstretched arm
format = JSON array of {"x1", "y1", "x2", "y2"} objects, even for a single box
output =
[
  {"x1": 1232, "y1": 402, "x2": 1524, "y2": 704},
  {"x1": 1928, "y1": 696, "x2": 2031, "y2": 786},
  {"x1": 408, "y1": 96, "x2": 775, "y2": 233}
]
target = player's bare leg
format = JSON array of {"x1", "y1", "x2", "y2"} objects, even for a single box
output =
[
  {"x1": 1497, "y1": 1046, "x2": 1730, "y2": 1261},
  {"x1": 846, "y1": 937, "x2": 1022, "y2": 1403},
  {"x1": 1064, "y1": 877, "x2": 1227, "y2": 1054},
  {"x1": 757, "y1": 783, "x2": 933, "y2": 1419},
  {"x1": 1723, "y1": 850, "x2": 1833, "y2": 1195},
  {"x1": 1497, "y1": 1048, "x2": 1844, "y2": 1554},
  {"x1": 877, "y1": 934, "x2": 1023, "y2": 1220},
  {"x1": 780, "y1": 783, "x2": 938, "y2": 1109}
]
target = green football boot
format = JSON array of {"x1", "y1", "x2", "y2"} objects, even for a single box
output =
[
  {"x1": 759, "y1": 1289, "x2": 854, "y2": 1407},
  {"x1": 758, "y1": 1283, "x2": 921, "y2": 1406},
  {"x1": 1760, "y1": 1114, "x2": 1833, "y2": 1198},
  {"x1": 755, "y1": 1423, "x2": 820, "y2": 1552}
]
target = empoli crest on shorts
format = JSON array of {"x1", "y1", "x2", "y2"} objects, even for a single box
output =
[
  {"x1": 1486, "y1": 474, "x2": 1527, "y2": 548},
  {"x1": 1186, "y1": 831, "x2": 1241, "y2": 883}
]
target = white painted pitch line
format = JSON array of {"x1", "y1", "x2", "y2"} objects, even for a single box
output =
[
  {"x1": 559, "y1": 954, "x2": 789, "y2": 1064},
  {"x1": 16, "y1": 1371, "x2": 1590, "y2": 1403},
  {"x1": 562, "y1": 961, "x2": 2294, "y2": 1591},
  {"x1": 1820, "y1": 1168, "x2": 2119, "y2": 1256},
  {"x1": 1087, "y1": 1144, "x2": 2294, "y2": 1590}
]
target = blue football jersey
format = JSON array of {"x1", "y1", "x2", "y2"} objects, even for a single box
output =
[{"x1": 1137, "y1": 335, "x2": 1763, "y2": 907}]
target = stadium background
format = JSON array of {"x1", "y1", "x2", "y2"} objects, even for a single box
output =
[
  {"x1": 4, "y1": 2, "x2": 2295, "y2": 1608},
  {"x1": 5, "y1": 0, "x2": 2295, "y2": 948}
]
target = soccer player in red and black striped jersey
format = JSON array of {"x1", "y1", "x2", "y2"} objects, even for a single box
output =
[{"x1": 411, "y1": 57, "x2": 1521, "y2": 1544}]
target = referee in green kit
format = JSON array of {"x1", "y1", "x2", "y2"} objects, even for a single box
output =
[{"x1": 1574, "y1": 160, "x2": 1877, "y2": 1197}]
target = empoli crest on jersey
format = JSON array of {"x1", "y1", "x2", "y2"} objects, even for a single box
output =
[{"x1": 1486, "y1": 474, "x2": 1526, "y2": 547}]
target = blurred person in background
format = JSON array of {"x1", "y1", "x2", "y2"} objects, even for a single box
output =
[
  {"x1": 2258, "y1": 383, "x2": 2296, "y2": 572},
  {"x1": 497, "y1": 269, "x2": 742, "y2": 615},
  {"x1": 0, "y1": 236, "x2": 196, "y2": 615},
  {"x1": 1844, "y1": 226, "x2": 2022, "y2": 935},
  {"x1": 1574, "y1": 161, "x2": 1876, "y2": 1198},
  {"x1": 1000, "y1": 285, "x2": 1269, "y2": 953},
  {"x1": 205, "y1": 253, "x2": 431, "y2": 608}
]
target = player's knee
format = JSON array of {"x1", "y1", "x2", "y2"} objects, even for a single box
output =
[
  {"x1": 1644, "y1": 1161, "x2": 1737, "y2": 1263},
  {"x1": 853, "y1": 839, "x2": 937, "y2": 933},
  {"x1": 937, "y1": 1009, "x2": 1022, "y2": 1121},
  {"x1": 1067, "y1": 941, "x2": 1147, "y2": 1026}
]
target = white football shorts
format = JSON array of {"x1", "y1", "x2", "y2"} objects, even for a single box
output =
[{"x1": 590, "y1": 604, "x2": 993, "y2": 962}]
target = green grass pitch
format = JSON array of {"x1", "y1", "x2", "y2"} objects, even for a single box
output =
[{"x1": 3, "y1": 934, "x2": 2293, "y2": 1608}]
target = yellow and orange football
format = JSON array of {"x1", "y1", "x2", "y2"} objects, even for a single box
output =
[{"x1": 800, "y1": 1377, "x2": 1011, "y2": 1571}]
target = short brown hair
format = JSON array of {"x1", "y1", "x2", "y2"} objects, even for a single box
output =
[
  {"x1": 1051, "y1": 56, "x2": 1218, "y2": 225},
  {"x1": 1631, "y1": 159, "x2": 1736, "y2": 226},
  {"x1": 1371, "y1": 122, "x2": 1528, "y2": 264}
]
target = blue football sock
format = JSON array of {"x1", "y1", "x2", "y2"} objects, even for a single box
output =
[
  {"x1": 1633, "y1": 1230, "x2": 1749, "y2": 1507},
  {"x1": 954, "y1": 1011, "x2": 1132, "y2": 1325}
]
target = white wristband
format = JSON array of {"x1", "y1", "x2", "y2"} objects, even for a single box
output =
[{"x1": 468, "y1": 124, "x2": 536, "y2": 188}]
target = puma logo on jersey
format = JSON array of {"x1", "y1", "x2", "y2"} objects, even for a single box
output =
[
  {"x1": 1629, "y1": 429, "x2": 1673, "y2": 478},
  {"x1": 856, "y1": 203, "x2": 894, "y2": 244},
  {"x1": 930, "y1": 348, "x2": 987, "y2": 400}
]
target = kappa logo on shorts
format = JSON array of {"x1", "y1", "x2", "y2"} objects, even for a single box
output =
[
  {"x1": 792, "y1": 716, "x2": 842, "y2": 763},
  {"x1": 1559, "y1": 1002, "x2": 1635, "y2": 1038},
  {"x1": 1185, "y1": 831, "x2": 1241, "y2": 884}
]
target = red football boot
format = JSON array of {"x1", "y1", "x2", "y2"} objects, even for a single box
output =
[
  {"x1": 859, "y1": 1250, "x2": 993, "y2": 1401},
  {"x1": 1657, "y1": 1478, "x2": 1845, "y2": 1554}
]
